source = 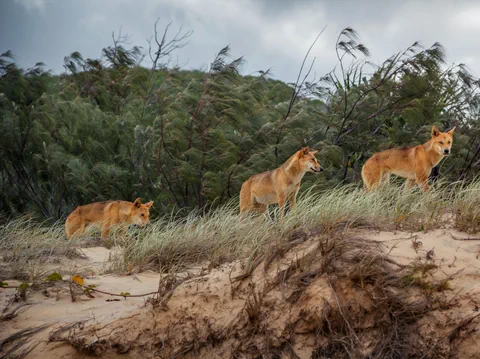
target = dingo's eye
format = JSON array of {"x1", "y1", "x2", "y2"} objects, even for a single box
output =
[
  {"x1": 439, "y1": 141, "x2": 444, "y2": 145},
  {"x1": 141, "y1": 213, "x2": 145, "y2": 217},
  {"x1": 448, "y1": 141, "x2": 451, "y2": 144}
]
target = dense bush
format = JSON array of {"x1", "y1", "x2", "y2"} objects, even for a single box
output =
[{"x1": 1, "y1": 25, "x2": 479, "y2": 220}]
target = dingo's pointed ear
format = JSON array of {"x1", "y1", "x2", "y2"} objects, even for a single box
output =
[
  {"x1": 133, "y1": 198, "x2": 142, "y2": 208},
  {"x1": 302, "y1": 147, "x2": 310, "y2": 155},
  {"x1": 310, "y1": 150, "x2": 318, "y2": 155},
  {"x1": 145, "y1": 201, "x2": 154, "y2": 208},
  {"x1": 448, "y1": 126, "x2": 456, "y2": 135},
  {"x1": 432, "y1": 125, "x2": 440, "y2": 137}
]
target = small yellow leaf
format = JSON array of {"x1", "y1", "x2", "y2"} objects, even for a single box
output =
[{"x1": 71, "y1": 275, "x2": 84, "y2": 286}]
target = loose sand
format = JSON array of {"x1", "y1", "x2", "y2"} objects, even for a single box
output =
[{"x1": 1, "y1": 229, "x2": 479, "y2": 358}]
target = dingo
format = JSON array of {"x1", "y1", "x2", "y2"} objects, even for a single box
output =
[
  {"x1": 65, "y1": 198, "x2": 153, "y2": 239},
  {"x1": 361, "y1": 125, "x2": 455, "y2": 191},
  {"x1": 239, "y1": 147, "x2": 323, "y2": 219}
]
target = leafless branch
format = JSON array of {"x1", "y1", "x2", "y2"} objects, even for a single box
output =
[{"x1": 274, "y1": 25, "x2": 327, "y2": 163}]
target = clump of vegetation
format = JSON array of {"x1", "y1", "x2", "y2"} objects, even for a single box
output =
[
  {"x1": 1, "y1": 180, "x2": 478, "y2": 280},
  {"x1": 452, "y1": 179, "x2": 480, "y2": 233},
  {"x1": 48, "y1": 208, "x2": 475, "y2": 359},
  {"x1": 1, "y1": 179, "x2": 478, "y2": 280},
  {"x1": 1, "y1": 22, "x2": 479, "y2": 222},
  {"x1": 116, "y1": 180, "x2": 478, "y2": 272},
  {"x1": 0, "y1": 218, "x2": 78, "y2": 280}
]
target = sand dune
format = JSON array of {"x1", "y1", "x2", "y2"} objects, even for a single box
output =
[{"x1": 1, "y1": 229, "x2": 479, "y2": 358}]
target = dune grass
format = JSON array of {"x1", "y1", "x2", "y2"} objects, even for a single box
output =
[
  {"x1": 451, "y1": 179, "x2": 480, "y2": 233},
  {"x1": 1, "y1": 180, "x2": 479, "y2": 279},
  {"x1": 0, "y1": 218, "x2": 79, "y2": 280},
  {"x1": 117, "y1": 179, "x2": 480, "y2": 271}
]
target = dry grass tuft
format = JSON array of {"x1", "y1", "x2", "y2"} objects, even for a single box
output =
[
  {"x1": 29, "y1": 179, "x2": 480, "y2": 358},
  {"x1": 452, "y1": 178, "x2": 480, "y2": 233},
  {"x1": 227, "y1": 228, "x2": 460, "y2": 358},
  {"x1": 1, "y1": 180, "x2": 479, "y2": 280},
  {"x1": 115, "y1": 180, "x2": 480, "y2": 273},
  {"x1": 0, "y1": 218, "x2": 81, "y2": 280}
]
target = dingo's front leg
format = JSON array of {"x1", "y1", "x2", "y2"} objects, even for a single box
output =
[
  {"x1": 288, "y1": 185, "x2": 300, "y2": 212},
  {"x1": 415, "y1": 170, "x2": 430, "y2": 192},
  {"x1": 101, "y1": 223, "x2": 111, "y2": 239},
  {"x1": 278, "y1": 194, "x2": 286, "y2": 221},
  {"x1": 405, "y1": 179, "x2": 416, "y2": 191}
]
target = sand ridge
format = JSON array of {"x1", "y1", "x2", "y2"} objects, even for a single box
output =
[{"x1": 1, "y1": 229, "x2": 480, "y2": 358}]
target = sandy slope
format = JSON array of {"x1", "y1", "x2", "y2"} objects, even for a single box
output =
[
  {"x1": 1, "y1": 247, "x2": 162, "y2": 358},
  {"x1": 372, "y1": 229, "x2": 480, "y2": 292},
  {"x1": 1, "y1": 230, "x2": 480, "y2": 358}
]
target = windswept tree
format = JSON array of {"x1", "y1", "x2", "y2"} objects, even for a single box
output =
[{"x1": 1, "y1": 24, "x2": 479, "y2": 221}]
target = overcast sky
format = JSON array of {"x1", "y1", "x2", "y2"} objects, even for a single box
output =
[{"x1": 1, "y1": 0, "x2": 480, "y2": 83}]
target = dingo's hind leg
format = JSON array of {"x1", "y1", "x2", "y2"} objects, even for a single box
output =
[
  {"x1": 252, "y1": 202, "x2": 268, "y2": 214},
  {"x1": 239, "y1": 180, "x2": 253, "y2": 219},
  {"x1": 382, "y1": 172, "x2": 390, "y2": 184},
  {"x1": 65, "y1": 213, "x2": 85, "y2": 240},
  {"x1": 362, "y1": 160, "x2": 383, "y2": 191},
  {"x1": 101, "y1": 225, "x2": 111, "y2": 239}
]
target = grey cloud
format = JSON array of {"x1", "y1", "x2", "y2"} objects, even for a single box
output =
[{"x1": 1, "y1": 0, "x2": 479, "y2": 83}]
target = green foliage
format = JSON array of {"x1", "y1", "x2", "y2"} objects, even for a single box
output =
[
  {"x1": 120, "y1": 291, "x2": 130, "y2": 299},
  {"x1": 83, "y1": 284, "x2": 97, "y2": 298},
  {"x1": 44, "y1": 272, "x2": 63, "y2": 282},
  {"x1": 1, "y1": 26, "x2": 480, "y2": 221},
  {"x1": 18, "y1": 282, "x2": 30, "y2": 300}
]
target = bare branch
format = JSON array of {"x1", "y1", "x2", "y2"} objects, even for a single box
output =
[{"x1": 274, "y1": 25, "x2": 327, "y2": 162}]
